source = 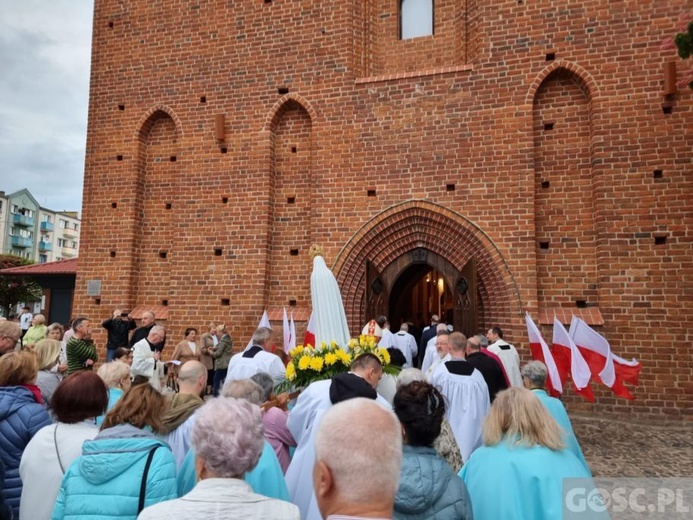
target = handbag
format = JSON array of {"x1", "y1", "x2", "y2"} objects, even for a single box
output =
[{"x1": 138, "y1": 446, "x2": 160, "y2": 514}]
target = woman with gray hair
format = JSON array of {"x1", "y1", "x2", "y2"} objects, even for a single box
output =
[
  {"x1": 177, "y1": 379, "x2": 291, "y2": 503},
  {"x1": 396, "y1": 368, "x2": 463, "y2": 472},
  {"x1": 139, "y1": 398, "x2": 299, "y2": 520},
  {"x1": 521, "y1": 360, "x2": 590, "y2": 473}
]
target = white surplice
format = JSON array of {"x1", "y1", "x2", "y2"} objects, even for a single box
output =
[
  {"x1": 225, "y1": 348, "x2": 286, "y2": 385},
  {"x1": 420, "y1": 336, "x2": 438, "y2": 375},
  {"x1": 285, "y1": 379, "x2": 391, "y2": 520},
  {"x1": 392, "y1": 330, "x2": 418, "y2": 368},
  {"x1": 487, "y1": 340, "x2": 523, "y2": 387},
  {"x1": 430, "y1": 359, "x2": 490, "y2": 462},
  {"x1": 131, "y1": 338, "x2": 164, "y2": 391},
  {"x1": 285, "y1": 380, "x2": 332, "y2": 520},
  {"x1": 377, "y1": 328, "x2": 396, "y2": 349}
]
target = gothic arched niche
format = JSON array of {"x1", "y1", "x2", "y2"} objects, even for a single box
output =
[
  {"x1": 267, "y1": 100, "x2": 313, "y2": 307},
  {"x1": 134, "y1": 110, "x2": 179, "y2": 303},
  {"x1": 533, "y1": 69, "x2": 597, "y2": 310}
]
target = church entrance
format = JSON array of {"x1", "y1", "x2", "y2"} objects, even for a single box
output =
[
  {"x1": 365, "y1": 249, "x2": 479, "y2": 339},
  {"x1": 388, "y1": 264, "x2": 453, "y2": 333},
  {"x1": 334, "y1": 201, "x2": 518, "y2": 342}
]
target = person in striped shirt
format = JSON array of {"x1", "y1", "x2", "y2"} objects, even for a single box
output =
[{"x1": 66, "y1": 317, "x2": 98, "y2": 375}]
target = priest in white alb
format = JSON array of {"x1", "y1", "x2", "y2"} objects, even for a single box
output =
[
  {"x1": 286, "y1": 354, "x2": 389, "y2": 520},
  {"x1": 486, "y1": 326, "x2": 523, "y2": 387},
  {"x1": 430, "y1": 331, "x2": 490, "y2": 462}
]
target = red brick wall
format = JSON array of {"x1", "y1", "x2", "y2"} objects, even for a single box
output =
[{"x1": 75, "y1": 0, "x2": 692, "y2": 420}]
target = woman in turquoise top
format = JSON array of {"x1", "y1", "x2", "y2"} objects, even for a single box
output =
[
  {"x1": 95, "y1": 361, "x2": 132, "y2": 425},
  {"x1": 51, "y1": 383, "x2": 176, "y2": 520},
  {"x1": 459, "y1": 387, "x2": 592, "y2": 520}
]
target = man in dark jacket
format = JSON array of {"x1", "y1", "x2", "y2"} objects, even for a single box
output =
[
  {"x1": 129, "y1": 311, "x2": 166, "y2": 352},
  {"x1": 417, "y1": 314, "x2": 439, "y2": 368},
  {"x1": 464, "y1": 335, "x2": 508, "y2": 402},
  {"x1": 102, "y1": 309, "x2": 136, "y2": 361}
]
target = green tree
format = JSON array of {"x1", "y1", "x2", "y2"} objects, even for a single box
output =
[
  {"x1": 0, "y1": 255, "x2": 43, "y2": 318},
  {"x1": 663, "y1": 13, "x2": 693, "y2": 90}
]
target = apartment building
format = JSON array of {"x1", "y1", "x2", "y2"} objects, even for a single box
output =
[{"x1": 0, "y1": 189, "x2": 80, "y2": 262}]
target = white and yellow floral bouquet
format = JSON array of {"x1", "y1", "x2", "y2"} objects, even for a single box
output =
[{"x1": 277, "y1": 335, "x2": 398, "y2": 392}]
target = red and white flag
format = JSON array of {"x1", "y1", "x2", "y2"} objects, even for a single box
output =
[
  {"x1": 282, "y1": 308, "x2": 291, "y2": 354},
  {"x1": 525, "y1": 313, "x2": 563, "y2": 396},
  {"x1": 552, "y1": 317, "x2": 594, "y2": 402},
  {"x1": 303, "y1": 312, "x2": 316, "y2": 348},
  {"x1": 569, "y1": 316, "x2": 639, "y2": 400},
  {"x1": 289, "y1": 311, "x2": 296, "y2": 352},
  {"x1": 246, "y1": 310, "x2": 271, "y2": 351}
]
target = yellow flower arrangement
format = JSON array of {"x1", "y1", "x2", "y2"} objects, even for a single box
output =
[{"x1": 276, "y1": 334, "x2": 400, "y2": 392}]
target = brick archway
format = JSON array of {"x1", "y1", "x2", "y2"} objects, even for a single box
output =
[{"x1": 334, "y1": 200, "x2": 521, "y2": 334}]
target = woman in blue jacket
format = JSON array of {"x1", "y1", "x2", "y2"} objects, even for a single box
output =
[
  {"x1": 0, "y1": 351, "x2": 53, "y2": 518},
  {"x1": 51, "y1": 383, "x2": 177, "y2": 520},
  {"x1": 393, "y1": 381, "x2": 473, "y2": 520}
]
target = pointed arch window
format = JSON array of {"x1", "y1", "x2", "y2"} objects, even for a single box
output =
[{"x1": 400, "y1": 0, "x2": 434, "y2": 40}]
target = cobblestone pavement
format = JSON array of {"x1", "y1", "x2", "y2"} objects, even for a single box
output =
[{"x1": 571, "y1": 414, "x2": 693, "y2": 477}]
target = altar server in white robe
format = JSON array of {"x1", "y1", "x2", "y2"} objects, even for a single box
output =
[
  {"x1": 285, "y1": 354, "x2": 390, "y2": 520},
  {"x1": 225, "y1": 327, "x2": 285, "y2": 385},
  {"x1": 430, "y1": 331, "x2": 490, "y2": 462},
  {"x1": 486, "y1": 326, "x2": 523, "y2": 387},
  {"x1": 392, "y1": 323, "x2": 418, "y2": 368}
]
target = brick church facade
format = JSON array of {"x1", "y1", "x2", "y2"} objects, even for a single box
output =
[{"x1": 75, "y1": 0, "x2": 691, "y2": 419}]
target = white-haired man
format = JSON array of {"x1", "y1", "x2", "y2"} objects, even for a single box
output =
[
  {"x1": 313, "y1": 398, "x2": 402, "y2": 519},
  {"x1": 131, "y1": 325, "x2": 166, "y2": 391},
  {"x1": 225, "y1": 327, "x2": 284, "y2": 384}
]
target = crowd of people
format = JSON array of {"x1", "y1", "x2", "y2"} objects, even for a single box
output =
[{"x1": 0, "y1": 310, "x2": 595, "y2": 520}]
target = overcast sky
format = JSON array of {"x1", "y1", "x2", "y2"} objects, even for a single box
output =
[{"x1": 0, "y1": 1, "x2": 93, "y2": 213}]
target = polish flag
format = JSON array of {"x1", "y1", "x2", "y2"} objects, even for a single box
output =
[
  {"x1": 282, "y1": 308, "x2": 291, "y2": 354},
  {"x1": 569, "y1": 316, "x2": 639, "y2": 400},
  {"x1": 525, "y1": 313, "x2": 563, "y2": 396},
  {"x1": 246, "y1": 310, "x2": 272, "y2": 351},
  {"x1": 303, "y1": 312, "x2": 316, "y2": 348},
  {"x1": 289, "y1": 311, "x2": 297, "y2": 352},
  {"x1": 552, "y1": 317, "x2": 594, "y2": 402}
]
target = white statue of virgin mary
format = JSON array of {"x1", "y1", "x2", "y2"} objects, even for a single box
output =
[{"x1": 309, "y1": 244, "x2": 351, "y2": 349}]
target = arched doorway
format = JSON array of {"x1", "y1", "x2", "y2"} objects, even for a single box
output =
[
  {"x1": 388, "y1": 264, "x2": 452, "y2": 332},
  {"x1": 334, "y1": 201, "x2": 520, "y2": 339}
]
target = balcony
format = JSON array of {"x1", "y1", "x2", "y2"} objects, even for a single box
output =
[
  {"x1": 40, "y1": 221, "x2": 54, "y2": 232},
  {"x1": 13, "y1": 214, "x2": 34, "y2": 227},
  {"x1": 61, "y1": 247, "x2": 77, "y2": 258},
  {"x1": 39, "y1": 241, "x2": 53, "y2": 252},
  {"x1": 11, "y1": 236, "x2": 32, "y2": 248},
  {"x1": 61, "y1": 228, "x2": 78, "y2": 239}
]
